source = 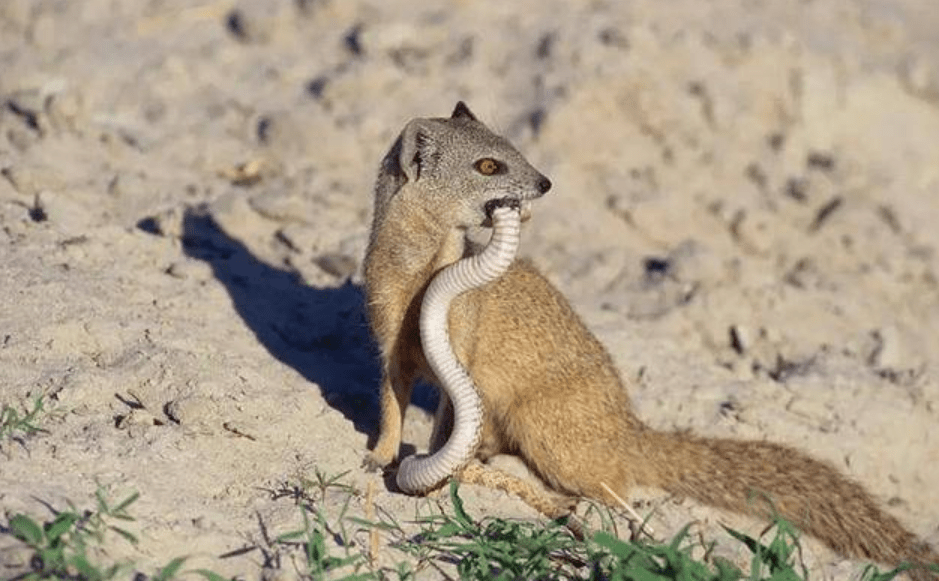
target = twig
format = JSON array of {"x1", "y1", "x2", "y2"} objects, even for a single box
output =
[
  {"x1": 366, "y1": 478, "x2": 379, "y2": 566},
  {"x1": 600, "y1": 481, "x2": 656, "y2": 538}
]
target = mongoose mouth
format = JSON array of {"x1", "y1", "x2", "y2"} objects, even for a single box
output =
[
  {"x1": 520, "y1": 200, "x2": 534, "y2": 222},
  {"x1": 482, "y1": 199, "x2": 533, "y2": 226}
]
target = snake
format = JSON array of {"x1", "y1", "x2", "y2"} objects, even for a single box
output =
[{"x1": 396, "y1": 198, "x2": 522, "y2": 494}]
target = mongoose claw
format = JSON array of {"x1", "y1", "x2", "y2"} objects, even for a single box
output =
[{"x1": 362, "y1": 452, "x2": 393, "y2": 473}]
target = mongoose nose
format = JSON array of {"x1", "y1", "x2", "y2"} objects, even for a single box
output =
[{"x1": 537, "y1": 176, "x2": 552, "y2": 194}]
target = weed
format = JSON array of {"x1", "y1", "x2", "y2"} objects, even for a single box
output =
[
  {"x1": 5, "y1": 473, "x2": 920, "y2": 581},
  {"x1": 260, "y1": 468, "x2": 376, "y2": 580},
  {"x1": 5, "y1": 488, "x2": 141, "y2": 580},
  {"x1": 301, "y1": 467, "x2": 357, "y2": 503},
  {"x1": 267, "y1": 467, "x2": 357, "y2": 511},
  {"x1": 274, "y1": 506, "x2": 372, "y2": 580},
  {"x1": 0, "y1": 396, "x2": 47, "y2": 447},
  {"x1": 362, "y1": 480, "x2": 913, "y2": 581},
  {"x1": 2, "y1": 487, "x2": 228, "y2": 581}
]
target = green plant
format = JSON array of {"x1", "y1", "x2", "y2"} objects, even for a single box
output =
[
  {"x1": 3, "y1": 487, "x2": 229, "y2": 581},
  {"x1": 721, "y1": 518, "x2": 806, "y2": 581},
  {"x1": 0, "y1": 395, "x2": 47, "y2": 445},
  {"x1": 366, "y1": 480, "x2": 847, "y2": 581},
  {"x1": 260, "y1": 467, "x2": 381, "y2": 580},
  {"x1": 275, "y1": 505, "x2": 374, "y2": 580},
  {"x1": 301, "y1": 468, "x2": 356, "y2": 502},
  {"x1": 858, "y1": 561, "x2": 939, "y2": 581},
  {"x1": 6, "y1": 488, "x2": 140, "y2": 581},
  {"x1": 397, "y1": 483, "x2": 586, "y2": 580}
]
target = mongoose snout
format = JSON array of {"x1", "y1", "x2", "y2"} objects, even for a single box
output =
[{"x1": 536, "y1": 175, "x2": 552, "y2": 194}]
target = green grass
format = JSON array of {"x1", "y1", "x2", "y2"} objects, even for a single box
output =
[
  {"x1": 0, "y1": 396, "x2": 47, "y2": 447},
  {"x1": 3, "y1": 487, "x2": 223, "y2": 581},
  {"x1": 268, "y1": 468, "x2": 376, "y2": 580},
  {"x1": 3, "y1": 476, "x2": 926, "y2": 581},
  {"x1": 356, "y1": 480, "x2": 920, "y2": 581},
  {"x1": 370, "y1": 480, "x2": 803, "y2": 580}
]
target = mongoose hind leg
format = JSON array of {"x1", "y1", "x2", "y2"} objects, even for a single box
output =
[{"x1": 499, "y1": 389, "x2": 642, "y2": 504}]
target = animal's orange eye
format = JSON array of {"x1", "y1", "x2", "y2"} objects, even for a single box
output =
[{"x1": 475, "y1": 158, "x2": 501, "y2": 176}]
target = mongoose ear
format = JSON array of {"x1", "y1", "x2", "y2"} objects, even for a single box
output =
[
  {"x1": 451, "y1": 101, "x2": 478, "y2": 121},
  {"x1": 399, "y1": 120, "x2": 440, "y2": 182}
]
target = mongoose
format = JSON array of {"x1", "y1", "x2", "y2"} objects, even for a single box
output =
[{"x1": 362, "y1": 102, "x2": 938, "y2": 577}]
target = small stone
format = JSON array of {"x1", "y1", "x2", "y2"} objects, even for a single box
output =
[
  {"x1": 728, "y1": 209, "x2": 774, "y2": 255},
  {"x1": 254, "y1": 111, "x2": 308, "y2": 154},
  {"x1": 163, "y1": 259, "x2": 212, "y2": 281},
  {"x1": 164, "y1": 396, "x2": 218, "y2": 428},
  {"x1": 1, "y1": 164, "x2": 65, "y2": 197},
  {"x1": 46, "y1": 89, "x2": 85, "y2": 132},
  {"x1": 868, "y1": 326, "x2": 905, "y2": 370},
  {"x1": 899, "y1": 56, "x2": 939, "y2": 101},
  {"x1": 34, "y1": 190, "x2": 93, "y2": 235},
  {"x1": 225, "y1": 9, "x2": 250, "y2": 42},
  {"x1": 729, "y1": 325, "x2": 749, "y2": 355},
  {"x1": 136, "y1": 207, "x2": 184, "y2": 238},
  {"x1": 784, "y1": 176, "x2": 808, "y2": 202},
  {"x1": 314, "y1": 253, "x2": 357, "y2": 279},
  {"x1": 806, "y1": 151, "x2": 835, "y2": 172}
]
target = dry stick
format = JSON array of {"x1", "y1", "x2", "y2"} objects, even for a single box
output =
[
  {"x1": 600, "y1": 481, "x2": 656, "y2": 538},
  {"x1": 366, "y1": 478, "x2": 379, "y2": 566}
]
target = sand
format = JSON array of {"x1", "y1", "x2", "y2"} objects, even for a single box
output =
[{"x1": 1, "y1": 1, "x2": 937, "y2": 579}]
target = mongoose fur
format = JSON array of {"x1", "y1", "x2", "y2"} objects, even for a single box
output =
[{"x1": 362, "y1": 102, "x2": 938, "y2": 578}]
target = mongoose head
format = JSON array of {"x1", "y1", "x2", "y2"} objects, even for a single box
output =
[{"x1": 376, "y1": 102, "x2": 552, "y2": 229}]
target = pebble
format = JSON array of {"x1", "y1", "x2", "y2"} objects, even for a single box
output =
[
  {"x1": 729, "y1": 324, "x2": 750, "y2": 355},
  {"x1": 868, "y1": 325, "x2": 905, "y2": 370},
  {"x1": 899, "y1": 56, "x2": 939, "y2": 101},
  {"x1": 164, "y1": 396, "x2": 218, "y2": 429},
  {"x1": 137, "y1": 206, "x2": 184, "y2": 238},
  {"x1": 314, "y1": 252, "x2": 358, "y2": 279},
  {"x1": 1, "y1": 164, "x2": 65, "y2": 197},
  {"x1": 34, "y1": 189, "x2": 93, "y2": 235}
]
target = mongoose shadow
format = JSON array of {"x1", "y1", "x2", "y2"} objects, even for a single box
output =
[{"x1": 174, "y1": 206, "x2": 435, "y2": 441}]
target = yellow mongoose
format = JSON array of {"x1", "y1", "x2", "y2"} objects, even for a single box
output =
[{"x1": 362, "y1": 102, "x2": 937, "y2": 577}]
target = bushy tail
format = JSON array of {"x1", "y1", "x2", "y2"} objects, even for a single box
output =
[{"x1": 643, "y1": 430, "x2": 937, "y2": 579}]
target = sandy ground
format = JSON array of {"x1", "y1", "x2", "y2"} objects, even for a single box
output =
[{"x1": 1, "y1": 0, "x2": 938, "y2": 579}]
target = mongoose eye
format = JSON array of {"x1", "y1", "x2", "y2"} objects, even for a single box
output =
[{"x1": 474, "y1": 158, "x2": 503, "y2": 176}]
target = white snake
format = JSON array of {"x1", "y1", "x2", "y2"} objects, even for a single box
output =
[{"x1": 396, "y1": 200, "x2": 522, "y2": 494}]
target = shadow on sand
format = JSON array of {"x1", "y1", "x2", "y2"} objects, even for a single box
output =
[{"x1": 162, "y1": 205, "x2": 434, "y2": 441}]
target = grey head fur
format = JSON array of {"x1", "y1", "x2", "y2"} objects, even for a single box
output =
[{"x1": 371, "y1": 102, "x2": 551, "y2": 230}]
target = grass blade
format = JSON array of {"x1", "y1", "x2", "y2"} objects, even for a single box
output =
[
  {"x1": 192, "y1": 569, "x2": 233, "y2": 581},
  {"x1": 152, "y1": 556, "x2": 187, "y2": 581},
  {"x1": 110, "y1": 525, "x2": 139, "y2": 545},
  {"x1": 113, "y1": 491, "x2": 141, "y2": 514},
  {"x1": 448, "y1": 480, "x2": 473, "y2": 530},
  {"x1": 9, "y1": 514, "x2": 44, "y2": 546},
  {"x1": 45, "y1": 512, "x2": 79, "y2": 543}
]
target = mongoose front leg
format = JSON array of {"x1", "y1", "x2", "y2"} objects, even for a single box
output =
[
  {"x1": 396, "y1": 200, "x2": 521, "y2": 493},
  {"x1": 365, "y1": 358, "x2": 417, "y2": 471}
]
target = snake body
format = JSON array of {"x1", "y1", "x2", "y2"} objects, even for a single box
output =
[{"x1": 396, "y1": 201, "x2": 522, "y2": 494}]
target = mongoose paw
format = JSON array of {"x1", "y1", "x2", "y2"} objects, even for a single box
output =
[
  {"x1": 484, "y1": 196, "x2": 521, "y2": 219},
  {"x1": 362, "y1": 452, "x2": 395, "y2": 473},
  {"x1": 558, "y1": 495, "x2": 579, "y2": 514}
]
